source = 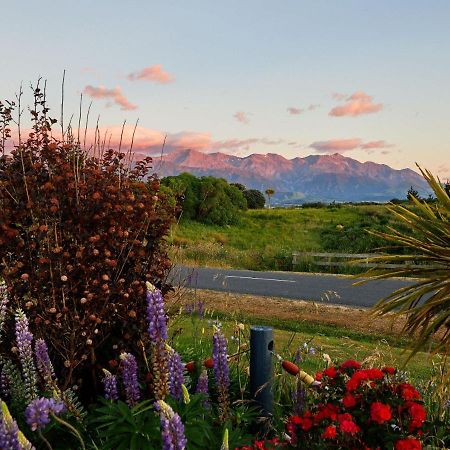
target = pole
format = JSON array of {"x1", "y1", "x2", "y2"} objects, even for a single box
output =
[{"x1": 250, "y1": 326, "x2": 274, "y2": 417}]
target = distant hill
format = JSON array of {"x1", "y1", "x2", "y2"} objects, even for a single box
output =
[{"x1": 155, "y1": 149, "x2": 429, "y2": 203}]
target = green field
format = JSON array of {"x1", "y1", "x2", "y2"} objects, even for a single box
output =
[
  {"x1": 168, "y1": 204, "x2": 411, "y2": 272},
  {"x1": 170, "y1": 312, "x2": 438, "y2": 386}
]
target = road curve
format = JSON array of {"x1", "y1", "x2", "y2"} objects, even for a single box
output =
[{"x1": 168, "y1": 266, "x2": 415, "y2": 308}]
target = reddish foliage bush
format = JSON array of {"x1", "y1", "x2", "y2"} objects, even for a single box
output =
[{"x1": 0, "y1": 87, "x2": 175, "y2": 390}]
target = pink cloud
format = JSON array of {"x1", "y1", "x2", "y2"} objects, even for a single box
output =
[
  {"x1": 83, "y1": 85, "x2": 137, "y2": 111},
  {"x1": 287, "y1": 107, "x2": 303, "y2": 115},
  {"x1": 311, "y1": 138, "x2": 362, "y2": 153},
  {"x1": 311, "y1": 138, "x2": 394, "y2": 154},
  {"x1": 127, "y1": 64, "x2": 174, "y2": 84},
  {"x1": 360, "y1": 140, "x2": 393, "y2": 149},
  {"x1": 97, "y1": 126, "x2": 211, "y2": 154},
  {"x1": 329, "y1": 91, "x2": 383, "y2": 117},
  {"x1": 233, "y1": 111, "x2": 250, "y2": 124}
]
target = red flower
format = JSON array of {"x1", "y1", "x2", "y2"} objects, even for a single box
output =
[
  {"x1": 394, "y1": 438, "x2": 422, "y2": 450},
  {"x1": 370, "y1": 402, "x2": 392, "y2": 424},
  {"x1": 290, "y1": 415, "x2": 302, "y2": 425},
  {"x1": 399, "y1": 383, "x2": 421, "y2": 401},
  {"x1": 314, "y1": 403, "x2": 339, "y2": 422},
  {"x1": 407, "y1": 402, "x2": 426, "y2": 430},
  {"x1": 337, "y1": 413, "x2": 353, "y2": 423},
  {"x1": 342, "y1": 393, "x2": 357, "y2": 408},
  {"x1": 204, "y1": 357, "x2": 214, "y2": 369},
  {"x1": 339, "y1": 359, "x2": 361, "y2": 371},
  {"x1": 321, "y1": 425, "x2": 337, "y2": 439},
  {"x1": 339, "y1": 419, "x2": 360, "y2": 435},
  {"x1": 288, "y1": 414, "x2": 312, "y2": 431},
  {"x1": 365, "y1": 368, "x2": 384, "y2": 380},
  {"x1": 346, "y1": 368, "x2": 384, "y2": 391},
  {"x1": 323, "y1": 366, "x2": 338, "y2": 378},
  {"x1": 382, "y1": 366, "x2": 396, "y2": 375},
  {"x1": 315, "y1": 371, "x2": 323, "y2": 381}
]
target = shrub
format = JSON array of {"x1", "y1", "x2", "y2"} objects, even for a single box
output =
[
  {"x1": 285, "y1": 360, "x2": 427, "y2": 449},
  {"x1": 243, "y1": 189, "x2": 266, "y2": 209},
  {"x1": 0, "y1": 87, "x2": 175, "y2": 390},
  {"x1": 361, "y1": 168, "x2": 450, "y2": 355},
  {"x1": 162, "y1": 173, "x2": 247, "y2": 225}
]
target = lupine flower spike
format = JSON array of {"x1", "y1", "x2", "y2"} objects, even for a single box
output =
[
  {"x1": 102, "y1": 369, "x2": 119, "y2": 401},
  {"x1": 221, "y1": 428, "x2": 229, "y2": 450},
  {"x1": 120, "y1": 352, "x2": 140, "y2": 407},
  {"x1": 212, "y1": 326, "x2": 230, "y2": 421},
  {"x1": 146, "y1": 282, "x2": 169, "y2": 400},
  {"x1": 0, "y1": 284, "x2": 9, "y2": 343},
  {"x1": 1, "y1": 400, "x2": 34, "y2": 450},
  {"x1": 34, "y1": 338, "x2": 55, "y2": 385},
  {"x1": 156, "y1": 400, "x2": 187, "y2": 450},
  {"x1": 196, "y1": 370, "x2": 210, "y2": 408},
  {"x1": 181, "y1": 384, "x2": 190, "y2": 405},
  {"x1": 167, "y1": 347, "x2": 184, "y2": 401},
  {"x1": 15, "y1": 309, "x2": 38, "y2": 402}
]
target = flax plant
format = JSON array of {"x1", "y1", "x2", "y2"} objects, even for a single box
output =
[{"x1": 357, "y1": 167, "x2": 450, "y2": 356}]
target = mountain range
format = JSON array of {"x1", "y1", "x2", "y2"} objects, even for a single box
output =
[{"x1": 155, "y1": 149, "x2": 428, "y2": 203}]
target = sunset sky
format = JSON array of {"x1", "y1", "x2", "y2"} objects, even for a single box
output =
[{"x1": 2, "y1": 1, "x2": 450, "y2": 178}]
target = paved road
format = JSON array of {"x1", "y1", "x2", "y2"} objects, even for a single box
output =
[{"x1": 169, "y1": 266, "x2": 415, "y2": 308}]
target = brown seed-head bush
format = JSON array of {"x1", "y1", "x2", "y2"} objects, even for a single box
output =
[{"x1": 0, "y1": 86, "x2": 175, "y2": 391}]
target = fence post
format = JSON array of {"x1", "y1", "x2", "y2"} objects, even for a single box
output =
[{"x1": 250, "y1": 326, "x2": 274, "y2": 417}]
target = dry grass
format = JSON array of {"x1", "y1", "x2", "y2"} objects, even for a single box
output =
[{"x1": 172, "y1": 288, "x2": 408, "y2": 338}]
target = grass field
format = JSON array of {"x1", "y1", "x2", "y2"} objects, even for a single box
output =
[
  {"x1": 168, "y1": 289, "x2": 441, "y2": 384},
  {"x1": 168, "y1": 204, "x2": 412, "y2": 272}
]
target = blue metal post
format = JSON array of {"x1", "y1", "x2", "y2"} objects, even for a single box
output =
[{"x1": 250, "y1": 325, "x2": 274, "y2": 416}]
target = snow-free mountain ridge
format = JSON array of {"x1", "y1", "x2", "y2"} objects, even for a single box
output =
[{"x1": 156, "y1": 149, "x2": 428, "y2": 203}]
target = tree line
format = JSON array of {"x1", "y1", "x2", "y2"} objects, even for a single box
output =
[{"x1": 160, "y1": 173, "x2": 267, "y2": 225}]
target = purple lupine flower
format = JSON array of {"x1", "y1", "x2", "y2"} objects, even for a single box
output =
[
  {"x1": 168, "y1": 351, "x2": 184, "y2": 401},
  {"x1": 196, "y1": 300, "x2": 205, "y2": 318},
  {"x1": 196, "y1": 370, "x2": 210, "y2": 408},
  {"x1": 120, "y1": 353, "x2": 140, "y2": 407},
  {"x1": 309, "y1": 347, "x2": 315, "y2": 355},
  {"x1": 146, "y1": 285, "x2": 168, "y2": 341},
  {"x1": 212, "y1": 328, "x2": 230, "y2": 391},
  {"x1": 293, "y1": 380, "x2": 306, "y2": 415},
  {"x1": 212, "y1": 327, "x2": 230, "y2": 421},
  {"x1": 0, "y1": 284, "x2": 9, "y2": 341},
  {"x1": 146, "y1": 283, "x2": 169, "y2": 400},
  {"x1": 0, "y1": 415, "x2": 20, "y2": 450},
  {"x1": 25, "y1": 397, "x2": 65, "y2": 431},
  {"x1": 156, "y1": 400, "x2": 187, "y2": 450},
  {"x1": 102, "y1": 369, "x2": 119, "y2": 401},
  {"x1": 15, "y1": 309, "x2": 37, "y2": 401},
  {"x1": 196, "y1": 370, "x2": 209, "y2": 395},
  {"x1": 34, "y1": 338, "x2": 54, "y2": 382}
]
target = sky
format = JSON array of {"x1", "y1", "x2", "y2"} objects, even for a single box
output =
[{"x1": 2, "y1": 0, "x2": 450, "y2": 178}]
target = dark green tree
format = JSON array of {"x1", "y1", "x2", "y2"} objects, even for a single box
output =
[
  {"x1": 230, "y1": 182, "x2": 246, "y2": 191},
  {"x1": 407, "y1": 186, "x2": 420, "y2": 201},
  {"x1": 161, "y1": 174, "x2": 247, "y2": 225},
  {"x1": 243, "y1": 189, "x2": 265, "y2": 209}
]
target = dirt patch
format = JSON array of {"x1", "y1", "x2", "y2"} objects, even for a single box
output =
[{"x1": 169, "y1": 288, "x2": 408, "y2": 337}]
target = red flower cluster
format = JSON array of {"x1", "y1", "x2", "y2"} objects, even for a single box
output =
[
  {"x1": 286, "y1": 360, "x2": 426, "y2": 449},
  {"x1": 237, "y1": 437, "x2": 285, "y2": 450},
  {"x1": 395, "y1": 438, "x2": 422, "y2": 450}
]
